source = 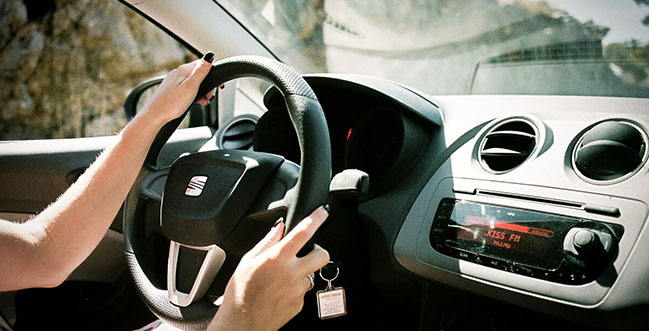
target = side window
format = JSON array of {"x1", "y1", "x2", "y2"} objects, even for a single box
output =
[{"x1": 0, "y1": 1, "x2": 192, "y2": 140}]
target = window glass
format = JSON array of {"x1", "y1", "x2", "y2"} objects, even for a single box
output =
[
  {"x1": 0, "y1": 0, "x2": 192, "y2": 140},
  {"x1": 217, "y1": 0, "x2": 649, "y2": 98}
]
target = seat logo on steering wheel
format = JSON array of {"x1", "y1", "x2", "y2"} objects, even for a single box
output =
[{"x1": 185, "y1": 175, "x2": 208, "y2": 197}]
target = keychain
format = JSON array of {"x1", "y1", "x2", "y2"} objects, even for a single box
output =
[{"x1": 316, "y1": 261, "x2": 347, "y2": 319}]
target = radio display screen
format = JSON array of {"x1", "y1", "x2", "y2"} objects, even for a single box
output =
[{"x1": 431, "y1": 199, "x2": 579, "y2": 269}]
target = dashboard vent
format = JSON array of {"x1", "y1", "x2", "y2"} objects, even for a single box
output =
[
  {"x1": 220, "y1": 117, "x2": 257, "y2": 150},
  {"x1": 573, "y1": 120, "x2": 647, "y2": 183},
  {"x1": 479, "y1": 119, "x2": 538, "y2": 173}
]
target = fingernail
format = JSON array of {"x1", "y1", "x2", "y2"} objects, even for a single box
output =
[
  {"x1": 323, "y1": 204, "x2": 330, "y2": 213},
  {"x1": 202, "y1": 51, "x2": 215, "y2": 63},
  {"x1": 273, "y1": 217, "x2": 284, "y2": 228},
  {"x1": 219, "y1": 83, "x2": 225, "y2": 89}
]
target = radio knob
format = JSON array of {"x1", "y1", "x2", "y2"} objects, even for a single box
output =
[{"x1": 572, "y1": 229, "x2": 604, "y2": 259}]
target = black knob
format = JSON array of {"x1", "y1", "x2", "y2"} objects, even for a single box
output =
[{"x1": 572, "y1": 229, "x2": 604, "y2": 259}]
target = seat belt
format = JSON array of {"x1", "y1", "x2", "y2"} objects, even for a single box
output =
[
  {"x1": 0, "y1": 316, "x2": 12, "y2": 331},
  {"x1": 0, "y1": 311, "x2": 13, "y2": 331}
]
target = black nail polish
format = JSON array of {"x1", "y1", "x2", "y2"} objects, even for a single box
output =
[
  {"x1": 202, "y1": 51, "x2": 215, "y2": 63},
  {"x1": 323, "y1": 204, "x2": 330, "y2": 213}
]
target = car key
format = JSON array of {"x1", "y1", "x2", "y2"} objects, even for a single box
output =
[{"x1": 316, "y1": 261, "x2": 347, "y2": 319}]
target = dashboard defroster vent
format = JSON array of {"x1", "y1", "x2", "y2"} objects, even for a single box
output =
[
  {"x1": 479, "y1": 118, "x2": 538, "y2": 173},
  {"x1": 218, "y1": 116, "x2": 258, "y2": 150},
  {"x1": 573, "y1": 120, "x2": 648, "y2": 184}
]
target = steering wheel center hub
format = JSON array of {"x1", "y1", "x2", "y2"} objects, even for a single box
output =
[{"x1": 161, "y1": 150, "x2": 285, "y2": 246}]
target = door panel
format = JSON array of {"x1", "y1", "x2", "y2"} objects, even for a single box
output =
[
  {"x1": 0, "y1": 127, "x2": 214, "y2": 216},
  {"x1": 0, "y1": 137, "x2": 113, "y2": 213},
  {"x1": 0, "y1": 126, "x2": 215, "y2": 329}
]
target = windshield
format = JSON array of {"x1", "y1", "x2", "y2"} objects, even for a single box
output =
[{"x1": 217, "y1": 0, "x2": 649, "y2": 98}]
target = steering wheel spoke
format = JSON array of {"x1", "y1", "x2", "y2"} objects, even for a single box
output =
[
  {"x1": 140, "y1": 168, "x2": 169, "y2": 202},
  {"x1": 167, "y1": 241, "x2": 226, "y2": 307}
]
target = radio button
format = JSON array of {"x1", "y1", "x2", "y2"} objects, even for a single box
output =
[
  {"x1": 584, "y1": 204, "x2": 620, "y2": 217},
  {"x1": 573, "y1": 229, "x2": 604, "y2": 258},
  {"x1": 449, "y1": 248, "x2": 478, "y2": 262},
  {"x1": 430, "y1": 226, "x2": 445, "y2": 235},
  {"x1": 432, "y1": 241, "x2": 446, "y2": 252},
  {"x1": 436, "y1": 204, "x2": 455, "y2": 215},
  {"x1": 568, "y1": 273, "x2": 577, "y2": 283},
  {"x1": 458, "y1": 250, "x2": 478, "y2": 262},
  {"x1": 512, "y1": 264, "x2": 537, "y2": 278},
  {"x1": 435, "y1": 213, "x2": 451, "y2": 221},
  {"x1": 439, "y1": 198, "x2": 456, "y2": 208},
  {"x1": 479, "y1": 255, "x2": 509, "y2": 271},
  {"x1": 433, "y1": 208, "x2": 453, "y2": 222},
  {"x1": 452, "y1": 186, "x2": 476, "y2": 195},
  {"x1": 552, "y1": 261, "x2": 583, "y2": 284}
]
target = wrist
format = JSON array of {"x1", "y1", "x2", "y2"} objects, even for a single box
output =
[
  {"x1": 136, "y1": 104, "x2": 174, "y2": 130},
  {"x1": 209, "y1": 305, "x2": 254, "y2": 331}
]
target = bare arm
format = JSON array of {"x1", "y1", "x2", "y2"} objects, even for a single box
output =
[{"x1": 0, "y1": 56, "x2": 214, "y2": 291}]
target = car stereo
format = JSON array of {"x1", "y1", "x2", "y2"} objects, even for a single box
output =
[{"x1": 429, "y1": 198, "x2": 624, "y2": 285}]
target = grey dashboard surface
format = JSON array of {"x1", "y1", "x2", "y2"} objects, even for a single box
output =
[
  {"x1": 256, "y1": 74, "x2": 648, "y2": 329},
  {"x1": 394, "y1": 95, "x2": 649, "y2": 329}
]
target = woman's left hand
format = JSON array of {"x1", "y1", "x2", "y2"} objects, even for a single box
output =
[{"x1": 139, "y1": 54, "x2": 216, "y2": 125}]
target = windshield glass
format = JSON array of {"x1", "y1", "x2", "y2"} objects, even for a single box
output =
[{"x1": 217, "y1": 0, "x2": 649, "y2": 98}]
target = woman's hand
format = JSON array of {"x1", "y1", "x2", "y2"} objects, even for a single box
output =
[
  {"x1": 138, "y1": 53, "x2": 216, "y2": 126},
  {"x1": 210, "y1": 206, "x2": 330, "y2": 331}
]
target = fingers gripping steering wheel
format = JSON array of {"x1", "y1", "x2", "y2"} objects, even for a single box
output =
[{"x1": 122, "y1": 56, "x2": 331, "y2": 330}]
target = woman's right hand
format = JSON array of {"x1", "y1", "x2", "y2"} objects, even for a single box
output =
[{"x1": 209, "y1": 206, "x2": 330, "y2": 331}]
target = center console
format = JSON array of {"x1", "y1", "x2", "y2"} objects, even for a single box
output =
[
  {"x1": 429, "y1": 197, "x2": 623, "y2": 285},
  {"x1": 395, "y1": 177, "x2": 647, "y2": 306}
]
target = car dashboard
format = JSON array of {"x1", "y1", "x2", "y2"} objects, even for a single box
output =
[{"x1": 246, "y1": 74, "x2": 649, "y2": 330}]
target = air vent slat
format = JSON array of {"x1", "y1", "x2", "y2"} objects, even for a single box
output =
[
  {"x1": 479, "y1": 119, "x2": 538, "y2": 173},
  {"x1": 486, "y1": 131, "x2": 536, "y2": 139},
  {"x1": 223, "y1": 123, "x2": 256, "y2": 138},
  {"x1": 573, "y1": 121, "x2": 647, "y2": 183},
  {"x1": 219, "y1": 117, "x2": 257, "y2": 151},
  {"x1": 224, "y1": 131, "x2": 253, "y2": 141},
  {"x1": 223, "y1": 140, "x2": 253, "y2": 150},
  {"x1": 481, "y1": 148, "x2": 526, "y2": 157}
]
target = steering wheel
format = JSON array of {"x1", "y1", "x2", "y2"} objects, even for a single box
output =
[{"x1": 122, "y1": 56, "x2": 332, "y2": 330}]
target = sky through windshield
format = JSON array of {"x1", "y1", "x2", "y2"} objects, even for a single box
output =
[{"x1": 541, "y1": 0, "x2": 649, "y2": 44}]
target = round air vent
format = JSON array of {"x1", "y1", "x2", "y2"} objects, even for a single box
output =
[
  {"x1": 218, "y1": 115, "x2": 258, "y2": 150},
  {"x1": 573, "y1": 120, "x2": 647, "y2": 183},
  {"x1": 479, "y1": 118, "x2": 539, "y2": 173}
]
